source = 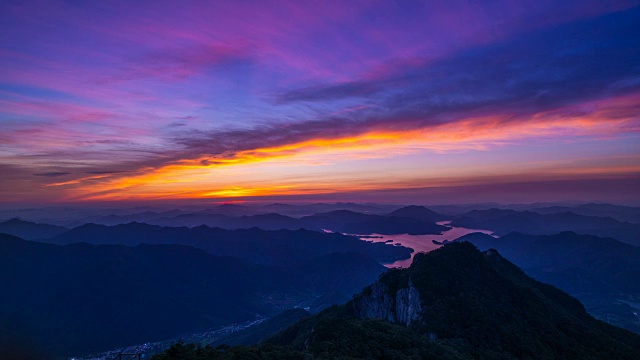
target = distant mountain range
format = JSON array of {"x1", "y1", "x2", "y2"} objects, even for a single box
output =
[
  {"x1": 455, "y1": 231, "x2": 640, "y2": 332},
  {"x1": 0, "y1": 234, "x2": 388, "y2": 357},
  {"x1": 451, "y1": 208, "x2": 640, "y2": 246},
  {"x1": 3, "y1": 202, "x2": 640, "y2": 358},
  {"x1": 298, "y1": 209, "x2": 449, "y2": 235},
  {"x1": 44, "y1": 222, "x2": 412, "y2": 266},
  {"x1": 0, "y1": 205, "x2": 451, "y2": 236},
  {"x1": 0, "y1": 218, "x2": 68, "y2": 240},
  {"x1": 68, "y1": 207, "x2": 450, "y2": 235},
  {"x1": 0, "y1": 202, "x2": 399, "y2": 227},
  {"x1": 4, "y1": 203, "x2": 639, "y2": 242},
  {"x1": 153, "y1": 243, "x2": 640, "y2": 359},
  {"x1": 528, "y1": 203, "x2": 640, "y2": 223},
  {"x1": 2, "y1": 202, "x2": 638, "y2": 226}
]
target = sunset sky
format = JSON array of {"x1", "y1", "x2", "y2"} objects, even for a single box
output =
[{"x1": 1, "y1": 0, "x2": 639, "y2": 204}]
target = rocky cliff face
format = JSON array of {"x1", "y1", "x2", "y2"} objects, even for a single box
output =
[{"x1": 352, "y1": 279, "x2": 422, "y2": 326}]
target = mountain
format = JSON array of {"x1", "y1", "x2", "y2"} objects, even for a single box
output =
[
  {"x1": 0, "y1": 233, "x2": 272, "y2": 356},
  {"x1": 61, "y1": 205, "x2": 259, "y2": 228},
  {"x1": 152, "y1": 209, "x2": 449, "y2": 234},
  {"x1": 530, "y1": 203, "x2": 640, "y2": 223},
  {"x1": 71, "y1": 210, "x2": 185, "y2": 227},
  {"x1": 227, "y1": 213, "x2": 302, "y2": 230},
  {"x1": 0, "y1": 218, "x2": 68, "y2": 240},
  {"x1": 66, "y1": 207, "x2": 448, "y2": 235},
  {"x1": 49, "y1": 223, "x2": 413, "y2": 266},
  {"x1": 387, "y1": 205, "x2": 447, "y2": 222},
  {"x1": 146, "y1": 212, "x2": 230, "y2": 228},
  {"x1": 154, "y1": 242, "x2": 640, "y2": 359},
  {"x1": 0, "y1": 234, "x2": 387, "y2": 357},
  {"x1": 451, "y1": 209, "x2": 640, "y2": 245},
  {"x1": 455, "y1": 231, "x2": 640, "y2": 332},
  {"x1": 150, "y1": 212, "x2": 305, "y2": 230},
  {"x1": 300, "y1": 210, "x2": 449, "y2": 235},
  {"x1": 253, "y1": 202, "x2": 396, "y2": 217},
  {"x1": 201, "y1": 204, "x2": 259, "y2": 217}
]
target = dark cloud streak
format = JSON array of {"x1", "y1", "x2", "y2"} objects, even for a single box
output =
[
  {"x1": 170, "y1": 7, "x2": 640, "y2": 164},
  {"x1": 85, "y1": 170, "x2": 130, "y2": 175},
  {"x1": 32, "y1": 172, "x2": 71, "y2": 177},
  {"x1": 279, "y1": 6, "x2": 640, "y2": 116}
]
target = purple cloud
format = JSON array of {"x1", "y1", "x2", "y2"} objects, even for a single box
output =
[{"x1": 32, "y1": 172, "x2": 71, "y2": 177}]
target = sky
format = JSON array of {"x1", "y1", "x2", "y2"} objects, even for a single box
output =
[{"x1": 1, "y1": 0, "x2": 639, "y2": 205}]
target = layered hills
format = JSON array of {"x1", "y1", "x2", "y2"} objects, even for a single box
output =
[
  {"x1": 46, "y1": 222, "x2": 412, "y2": 266},
  {"x1": 153, "y1": 243, "x2": 640, "y2": 359},
  {"x1": 0, "y1": 234, "x2": 387, "y2": 356},
  {"x1": 455, "y1": 231, "x2": 640, "y2": 332},
  {"x1": 451, "y1": 209, "x2": 640, "y2": 246}
]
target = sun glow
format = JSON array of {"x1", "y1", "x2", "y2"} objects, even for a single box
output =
[{"x1": 52, "y1": 99, "x2": 640, "y2": 201}]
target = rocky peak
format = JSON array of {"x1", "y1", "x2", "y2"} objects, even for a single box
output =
[{"x1": 352, "y1": 278, "x2": 422, "y2": 326}]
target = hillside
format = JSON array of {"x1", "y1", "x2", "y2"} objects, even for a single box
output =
[
  {"x1": 387, "y1": 205, "x2": 447, "y2": 223},
  {"x1": 49, "y1": 223, "x2": 413, "y2": 266},
  {"x1": 0, "y1": 234, "x2": 387, "y2": 357},
  {"x1": 529, "y1": 203, "x2": 640, "y2": 223},
  {"x1": 451, "y1": 209, "x2": 640, "y2": 245},
  {"x1": 455, "y1": 231, "x2": 640, "y2": 332},
  {"x1": 154, "y1": 242, "x2": 640, "y2": 359},
  {"x1": 0, "y1": 218, "x2": 68, "y2": 240},
  {"x1": 299, "y1": 210, "x2": 449, "y2": 235}
]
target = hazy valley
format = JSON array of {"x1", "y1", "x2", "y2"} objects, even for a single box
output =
[{"x1": 1, "y1": 202, "x2": 640, "y2": 359}]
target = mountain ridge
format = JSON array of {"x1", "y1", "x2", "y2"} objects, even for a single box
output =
[
  {"x1": 0, "y1": 233, "x2": 388, "y2": 356},
  {"x1": 154, "y1": 242, "x2": 640, "y2": 360}
]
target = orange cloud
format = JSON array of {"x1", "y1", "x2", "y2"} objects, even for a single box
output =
[{"x1": 57, "y1": 94, "x2": 640, "y2": 201}]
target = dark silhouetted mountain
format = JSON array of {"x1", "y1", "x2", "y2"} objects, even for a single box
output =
[
  {"x1": 0, "y1": 218, "x2": 68, "y2": 240},
  {"x1": 300, "y1": 210, "x2": 449, "y2": 235},
  {"x1": 19, "y1": 204, "x2": 448, "y2": 234},
  {"x1": 83, "y1": 206, "x2": 262, "y2": 228},
  {"x1": 455, "y1": 231, "x2": 640, "y2": 332},
  {"x1": 148, "y1": 212, "x2": 230, "y2": 228},
  {"x1": 253, "y1": 202, "x2": 395, "y2": 217},
  {"x1": 229, "y1": 213, "x2": 302, "y2": 230},
  {"x1": 530, "y1": 203, "x2": 640, "y2": 223},
  {"x1": 152, "y1": 210, "x2": 448, "y2": 235},
  {"x1": 451, "y1": 209, "x2": 640, "y2": 245},
  {"x1": 0, "y1": 234, "x2": 271, "y2": 356},
  {"x1": 154, "y1": 242, "x2": 640, "y2": 359},
  {"x1": 387, "y1": 205, "x2": 447, "y2": 222},
  {"x1": 425, "y1": 202, "x2": 509, "y2": 216},
  {"x1": 76, "y1": 208, "x2": 449, "y2": 235},
  {"x1": 49, "y1": 223, "x2": 412, "y2": 266},
  {"x1": 73, "y1": 210, "x2": 185, "y2": 227},
  {"x1": 0, "y1": 234, "x2": 387, "y2": 357},
  {"x1": 43, "y1": 203, "x2": 398, "y2": 228},
  {"x1": 200, "y1": 204, "x2": 259, "y2": 216},
  {"x1": 151, "y1": 213, "x2": 305, "y2": 230},
  {"x1": 285, "y1": 252, "x2": 389, "y2": 308}
]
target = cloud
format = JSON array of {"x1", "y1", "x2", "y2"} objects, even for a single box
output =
[
  {"x1": 8, "y1": 6, "x2": 640, "y2": 203},
  {"x1": 3, "y1": 3, "x2": 639, "y2": 203},
  {"x1": 167, "y1": 122, "x2": 188, "y2": 128},
  {"x1": 111, "y1": 43, "x2": 253, "y2": 82},
  {"x1": 167, "y1": 7, "x2": 640, "y2": 165},
  {"x1": 278, "y1": 7, "x2": 640, "y2": 116},
  {"x1": 276, "y1": 80, "x2": 380, "y2": 103},
  {"x1": 85, "y1": 170, "x2": 130, "y2": 175},
  {"x1": 32, "y1": 172, "x2": 71, "y2": 177}
]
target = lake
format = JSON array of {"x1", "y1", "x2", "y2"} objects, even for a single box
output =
[{"x1": 358, "y1": 221, "x2": 495, "y2": 268}]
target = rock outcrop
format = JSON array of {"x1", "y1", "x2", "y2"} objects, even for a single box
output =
[{"x1": 352, "y1": 279, "x2": 422, "y2": 326}]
